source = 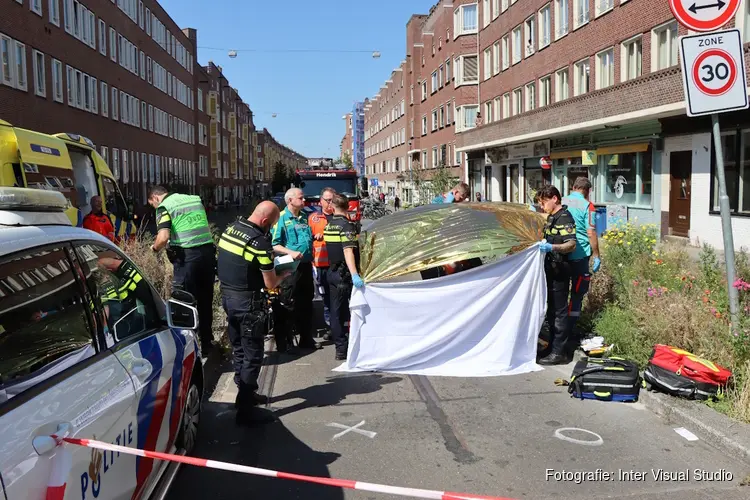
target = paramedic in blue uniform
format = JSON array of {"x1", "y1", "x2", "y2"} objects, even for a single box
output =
[
  {"x1": 323, "y1": 194, "x2": 364, "y2": 360},
  {"x1": 561, "y1": 177, "x2": 602, "y2": 352},
  {"x1": 271, "y1": 187, "x2": 322, "y2": 352},
  {"x1": 537, "y1": 185, "x2": 577, "y2": 365},
  {"x1": 217, "y1": 201, "x2": 289, "y2": 425}
]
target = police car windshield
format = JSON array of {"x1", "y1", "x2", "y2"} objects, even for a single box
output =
[{"x1": 301, "y1": 179, "x2": 358, "y2": 198}]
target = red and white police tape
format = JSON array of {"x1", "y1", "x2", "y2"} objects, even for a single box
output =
[{"x1": 54, "y1": 436, "x2": 515, "y2": 500}]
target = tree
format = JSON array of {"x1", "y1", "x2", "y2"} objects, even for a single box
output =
[
  {"x1": 409, "y1": 161, "x2": 458, "y2": 205},
  {"x1": 341, "y1": 151, "x2": 353, "y2": 169},
  {"x1": 271, "y1": 161, "x2": 293, "y2": 194}
]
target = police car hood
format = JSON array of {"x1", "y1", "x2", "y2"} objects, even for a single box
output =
[{"x1": 358, "y1": 202, "x2": 547, "y2": 283}]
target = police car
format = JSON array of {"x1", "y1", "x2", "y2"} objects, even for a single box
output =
[{"x1": 0, "y1": 187, "x2": 204, "y2": 499}]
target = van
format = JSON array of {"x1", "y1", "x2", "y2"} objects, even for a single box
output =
[{"x1": 0, "y1": 119, "x2": 136, "y2": 239}]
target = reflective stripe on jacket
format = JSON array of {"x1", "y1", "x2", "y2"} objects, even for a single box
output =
[{"x1": 309, "y1": 211, "x2": 330, "y2": 267}]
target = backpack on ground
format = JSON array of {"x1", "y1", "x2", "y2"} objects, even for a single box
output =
[
  {"x1": 568, "y1": 357, "x2": 642, "y2": 402},
  {"x1": 643, "y1": 344, "x2": 731, "y2": 400}
]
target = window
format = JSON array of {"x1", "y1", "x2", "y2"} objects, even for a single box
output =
[
  {"x1": 0, "y1": 245, "x2": 96, "y2": 401},
  {"x1": 492, "y1": 41, "x2": 500, "y2": 75},
  {"x1": 439, "y1": 106, "x2": 445, "y2": 127},
  {"x1": 502, "y1": 35, "x2": 510, "y2": 70},
  {"x1": 97, "y1": 19, "x2": 106, "y2": 56},
  {"x1": 109, "y1": 27, "x2": 116, "y2": 62},
  {"x1": 555, "y1": 0, "x2": 569, "y2": 39},
  {"x1": 431, "y1": 70, "x2": 438, "y2": 93},
  {"x1": 421, "y1": 80, "x2": 427, "y2": 100},
  {"x1": 51, "y1": 58, "x2": 63, "y2": 102},
  {"x1": 596, "y1": 0, "x2": 615, "y2": 17},
  {"x1": 596, "y1": 48, "x2": 615, "y2": 89},
  {"x1": 492, "y1": 0, "x2": 500, "y2": 19},
  {"x1": 111, "y1": 87, "x2": 118, "y2": 120},
  {"x1": 483, "y1": 0, "x2": 491, "y2": 29},
  {"x1": 141, "y1": 101, "x2": 146, "y2": 129},
  {"x1": 622, "y1": 37, "x2": 642, "y2": 82},
  {"x1": 31, "y1": 0, "x2": 42, "y2": 15},
  {"x1": 446, "y1": 100, "x2": 453, "y2": 123},
  {"x1": 600, "y1": 151, "x2": 652, "y2": 206},
  {"x1": 422, "y1": 115, "x2": 427, "y2": 135},
  {"x1": 512, "y1": 26, "x2": 522, "y2": 64},
  {"x1": 484, "y1": 100, "x2": 493, "y2": 123},
  {"x1": 197, "y1": 89, "x2": 203, "y2": 111},
  {"x1": 574, "y1": 0, "x2": 590, "y2": 29},
  {"x1": 454, "y1": 3, "x2": 478, "y2": 37},
  {"x1": 513, "y1": 88, "x2": 523, "y2": 115},
  {"x1": 556, "y1": 67, "x2": 569, "y2": 101},
  {"x1": 140, "y1": 51, "x2": 145, "y2": 79},
  {"x1": 526, "y1": 82, "x2": 536, "y2": 111},
  {"x1": 49, "y1": 0, "x2": 61, "y2": 26},
  {"x1": 574, "y1": 59, "x2": 589, "y2": 96},
  {"x1": 524, "y1": 17, "x2": 536, "y2": 57},
  {"x1": 483, "y1": 48, "x2": 492, "y2": 80},
  {"x1": 14, "y1": 41, "x2": 27, "y2": 91},
  {"x1": 432, "y1": 109, "x2": 439, "y2": 131},
  {"x1": 654, "y1": 22, "x2": 678, "y2": 70},
  {"x1": 457, "y1": 105, "x2": 479, "y2": 132},
  {"x1": 456, "y1": 55, "x2": 478, "y2": 85},
  {"x1": 432, "y1": 147, "x2": 438, "y2": 168},
  {"x1": 32, "y1": 50, "x2": 45, "y2": 97},
  {"x1": 539, "y1": 5, "x2": 551, "y2": 49},
  {"x1": 503, "y1": 92, "x2": 510, "y2": 118},
  {"x1": 539, "y1": 76, "x2": 551, "y2": 107},
  {"x1": 711, "y1": 130, "x2": 750, "y2": 214},
  {"x1": 445, "y1": 58, "x2": 452, "y2": 80},
  {"x1": 100, "y1": 81, "x2": 108, "y2": 116}
]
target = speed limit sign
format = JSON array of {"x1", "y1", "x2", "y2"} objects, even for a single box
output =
[{"x1": 679, "y1": 29, "x2": 748, "y2": 117}]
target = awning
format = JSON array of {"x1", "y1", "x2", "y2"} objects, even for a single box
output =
[
  {"x1": 596, "y1": 142, "x2": 650, "y2": 155},
  {"x1": 14, "y1": 127, "x2": 72, "y2": 169}
]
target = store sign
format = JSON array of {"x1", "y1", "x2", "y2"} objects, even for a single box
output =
[
  {"x1": 485, "y1": 140, "x2": 550, "y2": 163},
  {"x1": 582, "y1": 150, "x2": 597, "y2": 165},
  {"x1": 539, "y1": 156, "x2": 552, "y2": 170}
]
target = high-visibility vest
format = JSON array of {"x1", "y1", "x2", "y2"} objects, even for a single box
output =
[
  {"x1": 158, "y1": 193, "x2": 213, "y2": 248},
  {"x1": 309, "y1": 211, "x2": 330, "y2": 268}
]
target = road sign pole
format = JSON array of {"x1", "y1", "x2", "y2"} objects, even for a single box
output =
[{"x1": 710, "y1": 112, "x2": 740, "y2": 334}]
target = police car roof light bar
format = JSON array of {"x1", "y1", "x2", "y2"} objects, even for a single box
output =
[{"x1": 0, "y1": 187, "x2": 68, "y2": 212}]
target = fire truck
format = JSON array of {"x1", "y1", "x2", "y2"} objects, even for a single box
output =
[{"x1": 294, "y1": 160, "x2": 363, "y2": 222}]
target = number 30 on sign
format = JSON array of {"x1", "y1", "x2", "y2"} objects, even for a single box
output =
[{"x1": 679, "y1": 29, "x2": 748, "y2": 117}]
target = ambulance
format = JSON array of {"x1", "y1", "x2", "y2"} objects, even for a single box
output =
[{"x1": 0, "y1": 119, "x2": 136, "y2": 240}]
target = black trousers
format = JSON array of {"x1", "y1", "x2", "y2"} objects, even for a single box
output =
[
  {"x1": 545, "y1": 264, "x2": 572, "y2": 355},
  {"x1": 328, "y1": 263, "x2": 352, "y2": 355},
  {"x1": 276, "y1": 261, "x2": 315, "y2": 349},
  {"x1": 567, "y1": 257, "x2": 591, "y2": 341},
  {"x1": 222, "y1": 290, "x2": 267, "y2": 407},
  {"x1": 172, "y1": 244, "x2": 216, "y2": 349}
]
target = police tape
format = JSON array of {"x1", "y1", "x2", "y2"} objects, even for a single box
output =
[{"x1": 57, "y1": 436, "x2": 514, "y2": 500}]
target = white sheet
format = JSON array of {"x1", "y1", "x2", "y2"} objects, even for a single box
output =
[{"x1": 333, "y1": 245, "x2": 547, "y2": 377}]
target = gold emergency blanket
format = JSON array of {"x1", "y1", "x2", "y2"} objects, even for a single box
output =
[{"x1": 359, "y1": 202, "x2": 547, "y2": 283}]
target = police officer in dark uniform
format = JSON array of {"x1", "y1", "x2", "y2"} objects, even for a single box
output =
[
  {"x1": 536, "y1": 185, "x2": 578, "y2": 365},
  {"x1": 217, "y1": 201, "x2": 290, "y2": 425},
  {"x1": 323, "y1": 194, "x2": 365, "y2": 360}
]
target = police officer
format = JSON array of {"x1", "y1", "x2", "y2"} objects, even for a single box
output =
[
  {"x1": 323, "y1": 194, "x2": 364, "y2": 360},
  {"x1": 148, "y1": 185, "x2": 216, "y2": 354},
  {"x1": 537, "y1": 185, "x2": 577, "y2": 365},
  {"x1": 271, "y1": 188, "x2": 321, "y2": 352},
  {"x1": 217, "y1": 201, "x2": 289, "y2": 425},
  {"x1": 562, "y1": 177, "x2": 602, "y2": 352}
]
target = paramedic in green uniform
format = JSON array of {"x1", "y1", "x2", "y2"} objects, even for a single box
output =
[
  {"x1": 561, "y1": 177, "x2": 602, "y2": 351},
  {"x1": 149, "y1": 185, "x2": 217, "y2": 354},
  {"x1": 271, "y1": 187, "x2": 322, "y2": 352},
  {"x1": 537, "y1": 185, "x2": 577, "y2": 365}
]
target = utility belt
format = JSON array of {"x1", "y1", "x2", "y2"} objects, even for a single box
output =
[
  {"x1": 545, "y1": 252, "x2": 571, "y2": 278},
  {"x1": 166, "y1": 243, "x2": 184, "y2": 264},
  {"x1": 330, "y1": 261, "x2": 352, "y2": 278},
  {"x1": 221, "y1": 288, "x2": 267, "y2": 310}
]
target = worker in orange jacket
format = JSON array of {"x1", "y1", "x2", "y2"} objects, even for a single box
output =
[
  {"x1": 83, "y1": 195, "x2": 117, "y2": 243},
  {"x1": 310, "y1": 187, "x2": 336, "y2": 337}
]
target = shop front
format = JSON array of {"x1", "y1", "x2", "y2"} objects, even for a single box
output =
[{"x1": 484, "y1": 139, "x2": 551, "y2": 204}]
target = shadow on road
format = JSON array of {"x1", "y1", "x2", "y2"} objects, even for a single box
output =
[{"x1": 271, "y1": 373, "x2": 402, "y2": 418}]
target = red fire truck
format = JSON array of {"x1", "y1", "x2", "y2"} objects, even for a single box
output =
[{"x1": 294, "y1": 162, "x2": 363, "y2": 222}]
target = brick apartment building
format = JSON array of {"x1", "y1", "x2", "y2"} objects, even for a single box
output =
[
  {"x1": 0, "y1": 0, "x2": 305, "y2": 207},
  {"x1": 340, "y1": 112, "x2": 352, "y2": 161},
  {"x1": 362, "y1": 0, "x2": 750, "y2": 250},
  {"x1": 256, "y1": 127, "x2": 307, "y2": 197},
  {"x1": 363, "y1": 0, "x2": 479, "y2": 203}
]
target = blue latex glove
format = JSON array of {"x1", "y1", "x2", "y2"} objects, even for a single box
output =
[
  {"x1": 539, "y1": 240, "x2": 553, "y2": 253},
  {"x1": 352, "y1": 273, "x2": 365, "y2": 288},
  {"x1": 592, "y1": 257, "x2": 601, "y2": 273},
  {"x1": 444, "y1": 192, "x2": 455, "y2": 203}
]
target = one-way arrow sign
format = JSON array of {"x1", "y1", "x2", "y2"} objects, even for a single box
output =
[
  {"x1": 670, "y1": 0, "x2": 739, "y2": 32},
  {"x1": 688, "y1": 0, "x2": 725, "y2": 14}
]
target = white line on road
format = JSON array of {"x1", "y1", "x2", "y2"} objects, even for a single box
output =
[
  {"x1": 554, "y1": 427, "x2": 604, "y2": 446},
  {"x1": 674, "y1": 427, "x2": 699, "y2": 441},
  {"x1": 327, "y1": 420, "x2": 377, "y2": 440}
]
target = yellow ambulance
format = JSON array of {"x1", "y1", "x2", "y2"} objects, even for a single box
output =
[{"x1": 0, "y1": 119, "x2": 136, "y2": 239}]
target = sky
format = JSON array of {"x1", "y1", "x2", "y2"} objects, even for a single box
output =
[{"x1": 161, "y1": 0, "x2": 437, "y2": 159}]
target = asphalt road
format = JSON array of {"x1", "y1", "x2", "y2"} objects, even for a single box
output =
[{"x1": 165, "y1": 337, "x2": 750, "y2": 500}]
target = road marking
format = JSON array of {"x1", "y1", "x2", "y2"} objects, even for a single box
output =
[
  {"x1": 553, "y1": 427, "x2": 604, "y2": 446},
  {"x1": 326, "y1": 420, "x2": 377, "y2": 440},
  {"x1": 674, "y1": 427, "x2": 700, "y2": 441},
  {"x1": 295, "y1": 363, "x2": 311, "y2": 366}
]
